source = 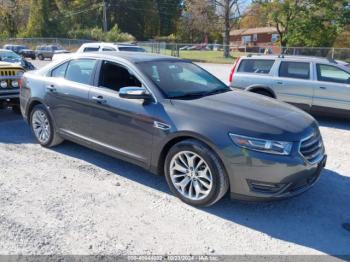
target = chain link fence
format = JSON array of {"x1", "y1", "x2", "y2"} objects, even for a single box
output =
[
  {"x1": 0, "y1": 38, "x2": 94, "y2": 52},
  {"x1": 1, "y1": 38, "x2": 349, "y2": 64}
]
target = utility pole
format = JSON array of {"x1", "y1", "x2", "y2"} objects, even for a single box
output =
[{"x1": 103, "y1": 0, "x2": 108, "y2": 32}]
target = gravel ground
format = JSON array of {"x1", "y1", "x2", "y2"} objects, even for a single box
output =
[{"x1": 0, "y1": 59, "x2": 349, "y2": 256}]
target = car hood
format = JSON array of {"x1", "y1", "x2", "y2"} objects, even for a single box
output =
[{"x1": 170, "y1": 90, "x2": 317, "y2": 141}]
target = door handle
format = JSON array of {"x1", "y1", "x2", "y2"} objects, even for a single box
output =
[
  {"x1": 319, "y1": 86, "x2": 327, "y2": 90},
  {"x1": 92, "y1": 96, "x2": 107, "y2": 104},
  {"x1": 46, "y1": 84, "x2": 57, "y2": 92},
  {"x1": 276, "y1": 81, "x2": 283, "y2": 85}
]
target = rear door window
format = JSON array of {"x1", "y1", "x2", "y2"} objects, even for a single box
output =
[
  {"x1": 279, "y1": 61, "x2": 310, "y2": 80},
  {"x1": 237, "y1": 59, "x2": 275, "y2": 74},
  {"x1": 65, "y1": 59, "x2": 97, "y2": 85},
  {"x1": 316, "y1": 64, "x2": 350, "y2": 84}
]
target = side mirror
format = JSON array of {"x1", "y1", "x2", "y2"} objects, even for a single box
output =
[{"x1": 119, "y1": 86, "x2": 153, "y2": 100}]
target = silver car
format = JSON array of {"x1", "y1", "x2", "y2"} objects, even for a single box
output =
[{"x1": 230, "y1": 55, "x2": 350, "y2": 117}]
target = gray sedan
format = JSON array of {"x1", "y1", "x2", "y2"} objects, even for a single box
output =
[{"x1": 20, "y1": 52, "x2": 326, "y2": 206}]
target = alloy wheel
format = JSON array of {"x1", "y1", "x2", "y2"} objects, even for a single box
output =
[
  {"x1": 31, "y1": 110, "x2": 51, "y2": 144},
  {"x1": 169, "y1": 151, "x2": 213, "y2": 201}
]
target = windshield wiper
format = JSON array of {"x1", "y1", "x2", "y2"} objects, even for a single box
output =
[
  {"x1": 170, "y1": 88, "x2": 230, "y2": 100},
  {"x1": 169, "y1": 92, "x2": 208, "y2": 99},
  {"x1": 203, "y1": 88, "x2": 230, "y2": 96}
]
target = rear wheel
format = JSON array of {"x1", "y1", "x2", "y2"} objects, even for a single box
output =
[
  {"x1": 164, "y1": 139, "x2": 229, "y2": 207},
  {"x1": 38, "y1": 54, "x2": 44, "y2": 60},
  {"x1": 30, "y1": 104, "x2": 63, "y2": 147}
]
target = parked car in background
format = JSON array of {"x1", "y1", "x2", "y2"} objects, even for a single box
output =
[
  {"x1": 77, "y1": 42, "x2": 146, "y2": 53},
  {"x1": 20, "y1": 52, "x2": 326, "y2": 206},
  {"x1": 3, "y1": 44, "x2": 36, "y2": 60},
  {"x1": 230, "y1": 55, "x2": 350, "y2": 118},
  {"x1": 52, "y1": 42, "x2": 146, "y2": 61},
  {"x1": 0, "y1": 49, "x2": 35, "y2": 71},
  {"x1": 0, "y1": 60, "x2": 25, "y2": 113},
  {"x1": 35, "y1": 45, "x2": 69, "y2": 60}
]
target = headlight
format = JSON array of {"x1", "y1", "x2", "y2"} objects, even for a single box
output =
[
  {"x1": 11, "y1": 80, "x2": 19, "y2": 88},
  {"x1": 229, "y1": 133, "x2": 293, "y2": 155},
  {"x1": 0, "y1": 81, "x2": 7, "y2": 88}
]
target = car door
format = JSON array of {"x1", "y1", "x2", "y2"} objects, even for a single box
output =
[
  {"x1": 312, "y1": 63, "x2": 350, "y2": 111},
  {"x1": 87, "y1": 60, "x2": 157, "y2": 166},
  {"x1": 44, "y1": 58, "x2": 98, "y2": 139},
  {"x1": 273, "y1": 61, "x2": 313, "y2": 111}
]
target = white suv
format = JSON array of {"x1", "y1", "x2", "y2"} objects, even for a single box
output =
[
  {"x1": 53, "y1": 43, "x2": 146, "y2": 61},
  {"x1": 76, "y1": 42, "x2": 146, "y2": 53},
  {"x1": 230, "y1": 55, "x2": 350, "y2": 118}
]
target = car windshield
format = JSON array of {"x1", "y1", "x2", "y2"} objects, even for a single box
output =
[
  {"x1": 0, "y1": 51, "x2": 22, "y2": 63},
  {"x1": 137, "y1": 60, "x2": 229, "y2": 99}
]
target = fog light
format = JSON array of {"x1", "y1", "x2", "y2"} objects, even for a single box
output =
[
  {"x1": 0, "y1": 81, "x2": 7, "y2": 88},
  {"x1": 11, "y1": 80, "x2": 19, "y2": 88}
]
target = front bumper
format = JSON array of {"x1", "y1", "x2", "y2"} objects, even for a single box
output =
[{"x1": 222, "y1": 146, "x2": 327, "y2": 201}]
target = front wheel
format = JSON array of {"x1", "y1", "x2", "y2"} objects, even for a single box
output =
[
  {"x1": 164, "y1": 139, "x2": 229, "y2": 207},
  {"x1": 30, "y1": 104, "x2": 63, "y2": 147}
]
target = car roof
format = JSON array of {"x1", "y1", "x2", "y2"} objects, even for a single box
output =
[
  {"x1": 75, "y1": 51, "x2": 181, "y2": 63},
  {"x1": 241, "y1": 55, "x2": 348, "y2": 65},
  {"x1": 80, "y1": 42, "x2": 140, "y2": 47}
]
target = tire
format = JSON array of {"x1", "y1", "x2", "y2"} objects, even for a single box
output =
[
  {"x1": 253, "y1": 89, "x2": 274, "y2": 98},
  {"x1": 30, "y1": 104, "x2": 63, "y2": 147},
  {"x1": 38, "y1": 54, "x2": 44, "y2": 60},
  {"x1": 164, "y1": 139, "x2": 229, "y2": 207},
  {"x1": 31, "y1": 56, "x2": 36, "y2": 60},
  {"x1": 12, "y1": 105, "x2": 21, "y2": 114}
]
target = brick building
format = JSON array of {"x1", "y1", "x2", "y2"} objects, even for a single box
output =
[{"x1": 230, "y1": 27, "x2": 281, "y2": 53}]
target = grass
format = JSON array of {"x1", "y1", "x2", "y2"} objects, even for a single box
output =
[
  {"x1": 177, "y1": 50, "x2": 241, "y2": 64},
  {"x1": 141, "y1": 47, "x2": 244, "y2": 64}
]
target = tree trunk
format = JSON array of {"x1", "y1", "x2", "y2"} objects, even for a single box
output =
[{"x1": 223, "y1": 0, "x2": 230, "y2": 58}]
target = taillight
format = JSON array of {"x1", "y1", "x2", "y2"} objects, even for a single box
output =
[{"x1": 229, "y1": 57, "x2": 241, "y2": 83}]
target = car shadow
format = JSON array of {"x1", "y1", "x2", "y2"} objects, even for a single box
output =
[
  {"x1": 53, "y1": 141, "x2": 350, "y2": 257},
  {"x1": 0, "y1": 109, "x2": 35, "y2": 144},
  {"x1": 1, "y1": 109, "x2": 349, "y2": 256},
  {"x1": 316, "y1": 116, "x2": 350, "y2": 131}
]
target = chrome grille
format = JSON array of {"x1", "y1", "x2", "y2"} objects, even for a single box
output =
[{"x1": 299, "y1": 131, "x2": 324, "y2": 164}]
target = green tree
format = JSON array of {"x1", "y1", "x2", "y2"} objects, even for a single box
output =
[
  {"x1": 0, "y1": 0, "x2": 30, "y2": 37},
  {"x1": 24, "y1": 0, "x2": 50, "y2": 37},
  {"x1": 260, "y1": 0, "x2": 350, "y2": 47}
]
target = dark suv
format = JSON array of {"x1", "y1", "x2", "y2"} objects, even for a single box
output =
[
  {"x1": 3, "y1": 44, "x2": 36, "y2": 60},
  {"x1": 35, "y1": 45, "x2": 69, "y2": 60},
  {"x1": 20, "y1": 52, "x2": 326, "y2": 206}
]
